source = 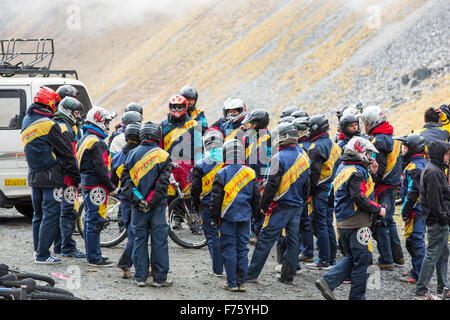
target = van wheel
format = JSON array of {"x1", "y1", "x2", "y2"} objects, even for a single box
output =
[{"x1": 15, "y1": 201, "x2": 34, "y2": 218}]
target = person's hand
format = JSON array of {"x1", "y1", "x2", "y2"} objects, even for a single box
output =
[
  {"x1": 138, "y1": 199, "x2": 150, "y2": 213},
  {"x1": 379, "y1": 206, "x2": 386, "y2": 218},
  {"x1": 369, "y1": 158, "x2": 378, "y2": 174},
  {"x1": 435, "y1": 108, "x2": 444, "y2": 117}
]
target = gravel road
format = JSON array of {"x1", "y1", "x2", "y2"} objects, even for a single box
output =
[{"x1": 0, "y1": 207, "x2": 448, "y2": 301}]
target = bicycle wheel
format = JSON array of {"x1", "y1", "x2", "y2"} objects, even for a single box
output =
[
  {"x1": 76, "y1": 195, "x2": 127, "y2": 247},
  {"x1": 167, "y1": 197, "x2": 207, "y2": 249}
]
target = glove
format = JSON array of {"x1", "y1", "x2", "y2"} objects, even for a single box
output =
[{"x1": 138, "y1": 199, "x2": 150, "y2": 213}]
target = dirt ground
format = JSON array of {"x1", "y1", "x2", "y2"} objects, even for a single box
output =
[{"x1": 0, "y1": 207, "x2": 448, "y2": 303}]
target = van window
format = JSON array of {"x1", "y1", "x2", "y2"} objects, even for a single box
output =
[{"x1": 0, "y1": 90, "x2": 26, "y2": 130}]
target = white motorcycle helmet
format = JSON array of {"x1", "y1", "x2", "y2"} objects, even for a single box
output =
[
  {"x1": 357, "y1": 105, "x2": 387, "y2": 134},
  {"x1": 344, "y1": 136, "x2": 379, "y2": 165},
  {"x1": 223, "y1": 98, "x2": 247, "y2": 123},
  {"x1": 85, "y1": 106, "x2": 114, "y2": 133}
]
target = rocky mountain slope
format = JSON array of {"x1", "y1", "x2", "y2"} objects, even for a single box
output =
[{"x1": 1, "y1": 0, "x2": 449, "y2": 134}]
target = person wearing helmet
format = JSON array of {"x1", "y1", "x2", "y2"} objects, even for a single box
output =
[
  {"x1": 221, "y1": 98, "x2": 247, "y2": 142},
  {"x1": 76, "y1": 106, "x2": 116, "y2": 267},
  {"x1": 393, "y1": 134, "x2": 427, "y2": 284},
  {"x1": 56, "y1": 84, "x2": 79, "y2": 101},
  {"x1": 358, "y1": 105, "x2": 405, "y2": 269},
  {"x1": 278, "y1": 116, "x2": 295, "y2": 124},
  {"x1": 120, "y1": 121, "x2": 173, "y2": 287},
  {"x1": 209, "y1": 139, "x2": 260, "y2": 292},
  {"x1": 52, "y1": 96, "x2": 85, "y2": 259},
  {"x1": 109, "y1": 110, "x2": 143, "y2": 156},
  {"x1": 191, "y1": 129, "x2": 225, "y2": 277},
  {"x1": 292, "y1": 117, "x2": 315, "y2": 263},
  {"x1": 179, "y1": 85, "x2": 208, "y2": 132},
  {"x1": 316, "y1": 136, "x2": 385, "y2": 300},
  {"x1": 247, "y1": 122, "x2": 310, "y2": 285},
  {"x1": 111, "y1": 122, "x2": 142, "y2": 279},
  {"x1": 280, "y1": 106, "x2": 298, "y2": 119},
  {"x1": 304, "y1": 114, "x2": 341, "y2": 271},
  {"x1": 21, "y1": 86, "x2": 80, "y2": 264},
  {"x1": 159, "y1": 94, "x2": 202, "y2": 202},
  {"x1": 125, "y1": 102, "x2": 143, "y2": 115},
  {"x1": 240, "y1": 109, "x2": 271, "y2": 243},
  {"x1": 291, "y1": 110, "x2": 309, "y2": 119}
]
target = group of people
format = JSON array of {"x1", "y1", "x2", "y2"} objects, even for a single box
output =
[{"x1": 20, "y1": 83, "x2": 449, "y2": 299}]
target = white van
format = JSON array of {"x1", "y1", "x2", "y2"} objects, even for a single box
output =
[{"x1": 0, "y1": 39, "x2": 94, "y2": 217}]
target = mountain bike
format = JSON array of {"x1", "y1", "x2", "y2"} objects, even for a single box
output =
[{"x1": 75, "y1": 194, "x2": 127, "y2": 248}]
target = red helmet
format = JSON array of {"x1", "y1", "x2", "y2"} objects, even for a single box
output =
[
  {"x1": 34, "y1": 86, "x2": 61, "y2": 113},
  {"x1": 169, "y1": 95, "x2": 188, "y2": 119}
]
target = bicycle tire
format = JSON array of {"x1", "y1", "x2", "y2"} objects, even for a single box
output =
[
  {"x1": 15, "y1": 273, "x2": 55, "y2": 287},
  {"x1": 76, "y1": 196, "x2": 128, "y2": 247},
  {"x1": 167, "y1": 197, "x2": 207, "y2": 249},
  {"x1": 28, "y1": 291, "x2": 82, "y2": 301},
  {"x1": 35, "y1": 285, "x2": 74, "y2": 297}
]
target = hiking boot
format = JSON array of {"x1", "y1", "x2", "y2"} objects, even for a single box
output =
[
  {"x1": 306, "y1": 260, "x2": 332, "y2": 271},
  {"x1": 149, "y1": 279, "x2": 173, "y2": 287},
  {"x1": 62, "y1": 250, "x2": 86, "y2": 258},
  {"x1": 238, "y1": 284, "x2": 246, "y2": 292},
  {"x1": 376, "y1": 263, "x2": 395, "y2": 271},
  {"x1": 276, "y1": 274, "x2": 294, "y2": 285},
  {"x1": 394, "y1": 257, "x2": 406, "y2": 265},
  {"x1": 298, "y1": 254, "x2": 315, "y2": 263},
  {"x1": 246, "y1": 277, "x2": 258, "y2": 283},
  {"x1": 35, "y1": 255, "x2": 63, "y2": 265},
  {"x1": 275, "y1": 264, "x2": 302, "y2": 275},
  {"x1": 315, "y1": 278, "x2": 336, "y2": 300},
  {"x1": 414, "y1": 293, "x2": 437, "y2": 300},
  {"x1": 399, "y1": 276, "x2": 417, "y2": 284},
  {"x1": 121, "y1": 267, "x2": 132, "y2": 279},
  {"x1": 88, "y1": 259, "x2": 113, "y2": 267},
  {"x1": 136, "y1": 281, "x2": 147, "y2": 287},
  {"x1": 223, "y1": 283, "x2": 239, "y2": 292}
]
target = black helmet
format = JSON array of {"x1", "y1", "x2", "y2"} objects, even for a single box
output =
[
  {"x1": 56, "y1": 96, "x2": 83, "y2": 124},
  {"x1": 180, "y1": 85, "x2": 198, "y2": 112},
  {"x1": 140, "y1": 121, "x2": 162, "y2": 142},
  {"x1": 292, "y1": 117, "x2": 310, "y2": 139},
  {"x1": 394, "y1": 134, "x2": 426, "y2": 160},
  {"x1": 440, "y1": 104, "x2": 450, "y2": 120},
  {"x1": 278, "y1": 116, "x2": 295, "y2": 124},
  {"x1": 272, "y1": 122, "x2": 298, "y2": 147},
  {"x1": 280, "y1": 106, "x2": 298, "y2": 118},
  {"x1": 307, "y1": 114, "x2": 329, "y2": 139},
  {"x1": 124, "y1": 122, "x2": 141, "y2": 141},
  {"x1": 339, "y1": 114, "x2": 360, "y2": 138},
  {"x1": 125, "y1": 102, "x2": 143, "y2": 115},
  {"x1": 222, "y1": 139, "x2": 245, "y2": 163},
  {"x1": 122, "y1": 111, "x2": 143, "y2": 125},
  {"x1": 291, "y1": 110, "x2": 309, "y2": 118},
  {"x1": 203, "y1": 129, "x2": 224, "y2": 151},
  {"x1": 242, "y1": 109, "x2": 269, "y2": 130},
  {"x1": 56, "y1": 85, "x2": 79, "y2": 101}
]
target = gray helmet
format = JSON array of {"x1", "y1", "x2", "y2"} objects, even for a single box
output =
[
  {"x1": 124, "y1": 122, "x2": 141, "y2": 141},
  {"x1": 140, "y1": 121, "x2": 162, "y2": 142},
  {"x1": 125, "y1": 102, "x2": 143, "y2": 115},
  {"x1": 344, "y1": 136, "x2": 378, "y2": 165},
  {"x1": 222, "y1": 139, "x2": 245, "y2": 163},
  {"x1": 122, "y1": 111, "x2": 143, "y2": 125},
  {"x1": 203, "y1": 129, "x2": 224, "y2": 151},
  {"x1": 292, "y1": 117, "x2": 310, "y2": 139},
  {"x1": 339, "y1": 114, "x2": 360, "y2": 138},
  {"x1": 56, "y1": 96, "x2": 83, "y2": 125},
  {"x1": 223, "y1": 98, "x2": 247, "y2": 123},
  {"x1": 280, "y1": 106, "x2": 298, "y2": 118},
  {"x1": 272, "y1": 122, "x2": 298, "y2": 147},
  {"x1": 357, "y1": 105, "x2": 386, "y2": 133}
]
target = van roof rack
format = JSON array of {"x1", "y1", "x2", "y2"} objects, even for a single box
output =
[{"x1": 0, "y1": 38, "x2": 78, "y2": 79}]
